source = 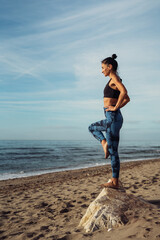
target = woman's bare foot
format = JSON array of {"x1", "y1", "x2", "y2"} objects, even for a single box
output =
[
  {"x1": 100, "y1": 178, "x2": 119, "y2": 189},
  {"x1": 101, "y1": 140, "x2": 109, "y2": 159}
]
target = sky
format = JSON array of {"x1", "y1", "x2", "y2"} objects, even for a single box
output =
[{"x1": 0, "y1": 0, "x2": 160, "y2": 142}]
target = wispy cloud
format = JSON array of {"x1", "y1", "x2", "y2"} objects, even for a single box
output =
[
  {"x1": 0, "y1": 0, "x2": 160, "y2": 139},
  {"x1": 1, "y1": 0, "x2": 159, "y2": 82},
  {"x1": 0, "y1": 99, "x2": 102, "y2": 112}
]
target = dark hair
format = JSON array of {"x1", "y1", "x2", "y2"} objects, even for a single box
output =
[{"x1": 101, "y1": 54, "x2": 118, "y2": 72}]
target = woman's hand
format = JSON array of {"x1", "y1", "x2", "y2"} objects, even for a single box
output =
[{"x1": 105, "y1": 106, "x2": 116, "y2": 111}]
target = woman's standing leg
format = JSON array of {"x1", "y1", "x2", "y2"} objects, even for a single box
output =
[{"x1": 102, "y1": 109, "x2": 123, "y2": 188}]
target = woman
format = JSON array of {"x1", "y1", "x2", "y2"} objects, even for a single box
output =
[{"x1": 88, "y1": 54, "x2": 130, "y2": 189}]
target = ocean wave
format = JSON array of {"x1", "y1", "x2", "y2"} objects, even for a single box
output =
[{"x1": 0, "y1": 140, "x2": 160, "y2": 180}]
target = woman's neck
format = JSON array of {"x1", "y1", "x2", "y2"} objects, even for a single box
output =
[{"x1": 109, "y1": 72, "x2": 117, "y2": 79}]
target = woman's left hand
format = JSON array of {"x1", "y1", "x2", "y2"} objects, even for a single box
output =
[{"x1": 105, "y1": 106, "x2": 116, "y2": 111}]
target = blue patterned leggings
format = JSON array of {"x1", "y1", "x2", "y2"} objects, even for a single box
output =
[{"x1": 88, "y1": 108, "x2": 123, "y2": 178}]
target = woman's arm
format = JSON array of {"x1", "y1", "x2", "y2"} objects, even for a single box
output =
[
  {"x1": 106, "y1": 75, "x2": 129, "y2": 111},
  {"x1": 119, "y1": 95, "x2": 130, "y2": 108}
]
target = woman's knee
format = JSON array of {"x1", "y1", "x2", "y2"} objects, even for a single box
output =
[{"x1": 88, "y1": 124, "x2": 93, "y2": 132}]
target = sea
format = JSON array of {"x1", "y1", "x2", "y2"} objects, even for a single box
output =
[{"x1": 0, "y1": 140, "x2": 160, "y2": 180}]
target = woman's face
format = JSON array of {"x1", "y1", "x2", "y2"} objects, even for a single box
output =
[{"x1": 101, "y1": 63, "x2": 111, "y2": 77}]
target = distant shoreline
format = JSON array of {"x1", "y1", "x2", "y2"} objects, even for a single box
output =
[
  {"x1": 0, "y1": 157, "x2": 160, "y2": 181},
  {"x1": 0, "y1": 158, "x2": 160, "y2": 184}
]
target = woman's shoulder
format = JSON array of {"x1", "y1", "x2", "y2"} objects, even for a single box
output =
[
  {"x1": 110, "y1": 75, "x2": 120, "y2": 83},
  {"x1": 111, "y1": 75, "x2": 122, "y2": 83}
]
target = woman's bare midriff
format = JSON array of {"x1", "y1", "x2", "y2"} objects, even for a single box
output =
[{"x1": 104, "y1": 97, "x2": 117, "y2": 108}]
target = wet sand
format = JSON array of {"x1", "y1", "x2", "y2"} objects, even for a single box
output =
[{"x1": 0, "y1": 159, "x2": 160, "y2": 240}]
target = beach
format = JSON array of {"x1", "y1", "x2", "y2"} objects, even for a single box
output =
[{"x1": 0, "y1": 159, "x2": 160, "y2": 240}]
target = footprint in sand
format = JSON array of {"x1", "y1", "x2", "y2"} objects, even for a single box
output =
[
  {"x1": 33, "y1": 233, "x2": 44, "y2": 239},
  {"x1": 131, "y1": 190, "x2": 136, "y2": 194},
  {"x1": 46, "y1": 207, "x2": 54, "y2": 213},
  {"x1": 90, "y1": 192, "x2": 98, "y2": 198},
  {"x1": 145, "y1": 228, "x2": 151, "y2": 232},
  {"x1": 27, "y1": 232, "x2": 36, "y2": 238},
  {"x1": 66, "y1": 202, "x2": 75, "y2": 208},
  {"x1": 25, "y1": 220, "x2": 37, "y2": 225},
  {"x1": 134, "y1": 181, "x2": 139, "y2": 184},
  {"x1": 155, "y1": 221, "x2": 160, "y2": 225},
  {"x1": 1, "y1": 210, "x2": 11, "y2": 215},
  {"x1": 34, "y1": 201, "x2": 49, "y2": 209},
  {"x1": 145, "y1": 218, "x2": 153, "y2": 222},
  {"x1": 152, "y1": 177, "x2": 158, "y2": 183},
  {"x1": 60, "y1": 208, "x2": 70, "y2": 213},
  {"x1": 81, "y1": 204, "x2": 88, "y2": 208},
  {"x1": 138, "y1": 183, "x2": 143, "y2": 187},
  {"x1": 133, "y1": 185, "x2": 138, "y2": 189},
  {"x1": 81, "y1": 196, "x2": 89, "y2": 200},
  {"x1": 128, "y1": 234, "x2": 137, "y2": 239},
  {"x1": 57, "y1": 198, "x2": 62, "y2": 201},
  {"x1": 40, "y1": 225, "x2": 49, "y2": 231}
]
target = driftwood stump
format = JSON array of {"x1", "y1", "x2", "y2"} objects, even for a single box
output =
[{"x1": 79, "y1": 186, "x2": 154, "y2": 233}]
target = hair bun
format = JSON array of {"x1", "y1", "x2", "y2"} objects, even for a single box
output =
[{"x1": 112, "y1": 54, "x2": 117, "y2": 60}]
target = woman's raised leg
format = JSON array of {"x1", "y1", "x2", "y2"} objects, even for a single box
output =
[{"x1": 88, "y1": 119, "x2": 110, "y2": 158}]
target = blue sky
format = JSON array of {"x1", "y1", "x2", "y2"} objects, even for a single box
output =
[{"x1": 0, "y1": 0, "x2": 160, "y2": 141}]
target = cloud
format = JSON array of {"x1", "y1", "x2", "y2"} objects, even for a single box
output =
[
  {"x1": 0, "y1": 99, "x2": 102, "y2": 112},
  {"x1": 0, "y1": 0, "x2": 160, "y2": 140},
  {"x1": 1, "y1": 0, "x2": 159, "y2": 82}
]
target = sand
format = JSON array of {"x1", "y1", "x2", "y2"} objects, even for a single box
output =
[{"x1": 0, "y1": 159, "x2": 160, "y2": 240}]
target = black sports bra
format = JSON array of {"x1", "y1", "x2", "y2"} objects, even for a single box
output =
[{"x1": 104, "y1": 79, "x2": 120, "y2": 99}]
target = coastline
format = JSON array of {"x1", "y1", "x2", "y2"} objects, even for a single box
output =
[
  {"x1": 0, "y1": 158, "x2": 160, "y2": 240},
  {"x1": 1, "y1": 157, "x2": 160, "y2": 181}
]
